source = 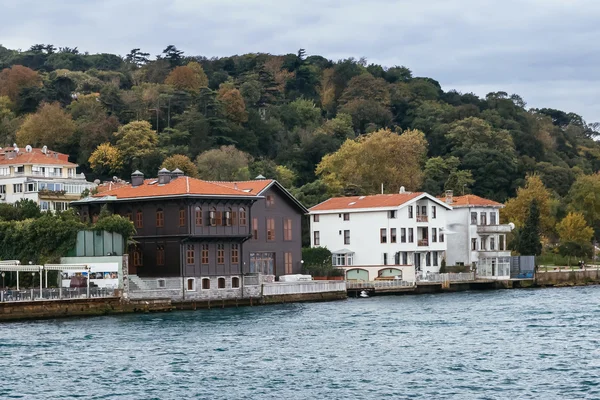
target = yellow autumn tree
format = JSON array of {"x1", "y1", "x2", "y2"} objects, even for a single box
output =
[
  {"x1": 556, "y1": 212, "x2": 594, "y2": 264},
  {"x1": 316, "y1": 128, "x2": 428, "y2": 194},
  {"x1": 89, "y1": 143, "x2": 123, "y2": 175},
  {"x1": 16, "y1": 102, "x2": 76, "y2": 149},
  {"x1": 217, "y1": 83, "x2": 248, "y2": 123},
  {"x1": 161, "y1": 154, "x2": 199, "y2": 178},
  {"x1": 164, "y1": 62, "x2": 208, "y2": 94},
  {"x1": 502, "y1": 174, "x2": 555, "y2": 236}
]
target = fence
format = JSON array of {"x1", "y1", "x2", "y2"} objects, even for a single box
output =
[
  {"x1": 346, "y1": 280, "x2": 415, "y2": 289},
  {"x1": 419, "y1": 272, "x2": 475, "y2": 283},
  {"x1": 262, "y1": 281, "x2": 346, "y2": 296},
  {"x1": 0, "y1": 287, "x2": 116, "y2": 302}
]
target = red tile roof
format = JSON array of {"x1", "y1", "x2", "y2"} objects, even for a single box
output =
[
  {"x1": 92, "y1": 176, "x2": 258, "y2": 199},
  {"x1": 310, "y1": 192, "x2": 424, "y2": 211},
  {"x1": 0, "y1": 147, "x2": 75, "y2": 166},
  {"x1": 443, "y1": 194, "x2": 503, "y2": 208},
  {"x1": 208, "y1": 179, "x2": 274, "y2": 193},
  {"x1": 95, "y1": 181, "x2": 129, "y2": 194}
]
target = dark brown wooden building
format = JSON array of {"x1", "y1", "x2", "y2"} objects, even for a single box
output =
[{"x1": 72, "y1": 169, "x2": 307, "y2": 280}]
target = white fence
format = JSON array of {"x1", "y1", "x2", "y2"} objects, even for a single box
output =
[
  {"x1": 420, "y1": 272, "x2": 475, "y2": 283},
  {"x1": 262, "y1": 281, "x2": 346, "y2": 296},
  {"x1": 346, "y1": 280, "x2": 415, "y2": 289}
]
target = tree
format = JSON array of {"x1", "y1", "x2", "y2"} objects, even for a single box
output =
[
  {"x1": 316, "y1": 128, "x2": 428, "y2": 194},
  {"x1": 16, "y1": 102, "x2": 76, "y2": 150},
  {"x1": 557, "y1": 212, "x2": 594, "y2": 265},
  {"x1": 515, "y1": 199, "x2": 542, "y2": 256},
  {"x1": 195, "y1": 145, "x2": 252, "y2": 180},
  {"x1": 114, "y1": 121, "x2": 158, "y2": 167},
  {"x1": 162, "y1": 45, "x2": 184, "y2": 67},
  {"x1": 566, "y1": 173, "x2": 600, "y2": 239},
  {"x1": 503, "y1": 175, "x2": 555, "y2": 237},
  {"x1": 161, "y1": 154, "x2": 199, "y2": 178},
  {"x1": 315, "y1": 113, "x2": 355, "y2": 140},
  {"x1": 217, "y1": 83, "x2": 248, "y2": 123},
  {"x1": 89, "y1": 143, "x2": 123, "y2": 176},
  {"x1": 0, "y1": 65, "x2": 41, "y2": 103},
  {"x1": 186, "y1": 62, "x2": 209, "y2": 87},
  {"x1": 165, "y1": 64, "x2": 206, "y2": 94},
  {"x1": 446, "y1": 117, "x2": 514, "y2": 153},
  {"x1": 125, "y1": 48, "x2": 150, "y2": 67}
]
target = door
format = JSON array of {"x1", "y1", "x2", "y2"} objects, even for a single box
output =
[
  {"x1": 346, "y1": 269, "x2": 369, "y2": 281},
  {"x1": 414, "y1": 253, "x2": 421, "y2": 270}
]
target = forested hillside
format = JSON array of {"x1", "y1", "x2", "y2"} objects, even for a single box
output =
[{"x1": 1, "y1": 44, "x2": 599, "y2": 215}]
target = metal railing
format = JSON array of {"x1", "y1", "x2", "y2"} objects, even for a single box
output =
[
  {"x1": 416, "y1": 215, "x2": 428, "y2": 222},
  {"x1": 418, "y1": 239, "x2": 428, "y2": 247},
  {"x1": 419, "y1": 272, "x2": 475, "y2": 282},
  {"x1": 0, "y1": 287, "x2": 116, "y2": 302},
  {"x1": 347, "y1": 280, "x2": 415, "y2": 289}
]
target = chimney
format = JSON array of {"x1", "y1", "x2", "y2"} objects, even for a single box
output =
[
  {"x1": 399, "y1": 186, "x2": 406, "y2": 194},
  {"x1": 171, "y1": 168, "x2": 184, "y2": 180},
  {"x1": 158, "y1": 168, "x2": 171, "y2": 185},
  {"x1": 234, "y1": 183, "x2": 238, "y2": 190},
  {"x1": 131, "y1": 170, "x2": 144, "y2": 187},
  {"x1": 445, "y1": 190, "x2": 453, "y2": 204}
]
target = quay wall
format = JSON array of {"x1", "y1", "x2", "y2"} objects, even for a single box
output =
[
  {"x1": 0, "y1": 297, "x2": 172, "y2": 322},
  {"x1": 535, "y1": 269, "x2": 600, "y2": 286}
]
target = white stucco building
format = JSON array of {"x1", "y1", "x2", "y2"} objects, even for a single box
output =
[
  {"x1": 442, "y1": 191, "x2": 513, "y2": 279},
  {"x1": 0, "y1": 146, "x2": 95, "y2": 211},
  {"x1": 309, "y1": 191, "x2": 452, "y2": 282}
]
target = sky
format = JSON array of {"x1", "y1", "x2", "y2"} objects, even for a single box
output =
[{"x1": 1, "y1": 0, "x2": 599, "y2": 122}]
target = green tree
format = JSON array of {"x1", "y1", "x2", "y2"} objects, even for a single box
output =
[
  {"x1": 567, "y1": 173, "x2": 600, "y2": 239},
  {"x1": 557, "y1": 212, "x2": 594, "y2": 265},
  {"x1": 161, "y1": 154, "x2": 199, "y2": 178},
  {"x1": 515, "y1": 199, "x2": 542, "y2": 256},
  {"x1": 195, "y1": 145, "x2": 252, "y2": 180},
  {"x1": 503, "y1": 175, "x2": 555, "y2": 237},
  {"x1": 16, "y1": 102, "x2": 76, "y2": 150},
  {"x1": 114, "y1": 120, "x2": 158, "y2": 166}
]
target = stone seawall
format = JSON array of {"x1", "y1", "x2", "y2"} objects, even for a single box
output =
[
  {"x1": 0, "y1": 297, "x2": 172, "y2": 322},
  {"x1": 535, "y1": 269, "x2": 600, "y2": 286}
]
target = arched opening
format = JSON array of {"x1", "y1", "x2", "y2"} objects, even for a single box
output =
[
  {"x1": 346, "y1": 268, "x2": 369, "y2": 281},
  {"x1": 378, "y1": 268, "x2": 403, "y2": 279},
  {"x1": 202, "y1": 278, "x2": 210, "y2": 290},
  {"x1": 232, "y1": 277, "x2": 240, "y2": 288},
  {"x1": 186, "y1": 278, "x2": 195, "y2": 291},
  {"x1": 218, "y1": 277, "x2": 226, "y2": 289}
]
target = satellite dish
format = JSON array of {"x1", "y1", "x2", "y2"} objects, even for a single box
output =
[
  {"x1": 14, "y1": 146, "x2": 19, "y2": 153},
  {"x1": 42, "y1": 146, "x2": 48, "y2": 154},
  {"x1": 25, "y1": 145, "x2": 32, "y2": 153}
]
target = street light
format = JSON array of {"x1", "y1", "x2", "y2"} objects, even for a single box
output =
[{"x1": 1, "y1": 272, "x2": 4, "y2": 288}]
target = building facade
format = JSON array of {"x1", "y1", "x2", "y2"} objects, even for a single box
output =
[
  {"x1": 443, "y1": 191, "x2": 513, "y2": 279},
  {"x1": 72, "y1": 171, "x2": 307, "y2": 293},
  {"x1": 0, "y1": 146, "x2": 95, "y2": 211},
  {"x1": 309, "y1": 191, "x2": 452, "y2": 281}
]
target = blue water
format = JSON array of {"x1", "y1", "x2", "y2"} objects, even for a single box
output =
[{"x1": 1, "y1": 287, "x2": 600, "y2": 399}]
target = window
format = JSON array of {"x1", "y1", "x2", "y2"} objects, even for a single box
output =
[
  {"x1": 389, "y1": 210, "x2": 397, "y2": 219},
  {"x1": 440, "y1": 232, "x2": 444, "y2": 242},
  {"x1": 408, "y1": 206, "x2": 413, "y2": 219},
  {"x1": 332, "y1": 253, "x2": 353, "y2": 266},
  {"x1": 490, "y1": 237, "x2": 496, "y2": 251},
  {"x1": 383, "y1": 253, "x2": 388, "y2": 265},
  {"x1": 231, "y1": 244, "x2": 239, "y2": 264},
  {"x1": 187, "y1": 278, "x2": 196, "y2": 291},
  {"x1": 136, "y1": 210, "x2": 143, "y2": 228},
  {"x1": 202, "y1": 278, "x2": 210, "y2": 290},
  {"x1": 313, "y1": 214, "x2": 320, "y2": 222},
  {"x1": 499, "y1": 235, "x2": 505, "y2": 251},
  {"x1": 266, "y1": 195, "x2": 274, "y2": 207},
  {"x1": 0, "y1": 168, "x2": 8, "y2": 176},
  {"x1": 210, "y1": 207, "x2": 217, "y2": 226},
  {"x1": 216, "y1": 211, "x2": 223, "y2": 226},
  {"x1": 343, "y1": 213, "x2": 350, "y2": 221},
  {"x1": 26, "y1": 182, "x2": 36, "y2": 192},
  {"x1": 239, "y1": 207, "x2": 247, "y2": 225},
  {"x1": 402, "y1": 252, "x2": 408, "y2": 265},
  {"x1": 195, "y1": 207, "x2": 203, "y2": 226},
  {"x1": 433, "y1": 251, "x2": 438, "y2": 267},
  {"x1": 432, "y1": 206, "x2": 437, "y2": 219},
  {"x1": 314, "y1": 231, "x2": 320, "y2": 246},
  {"x1": 157, "y1": 279, "x2": 166, "y2": 288},
  {"x1": 133, "y1": 248, "x2": 143, "y2": 267},
  {"x1": 426, "y1": 252, "x2": 431, "y2": 266},
  {"x1": 480, "y1": 212, "x2": 487, "y2": 226},
  {"x1": 179, "y1": 208, "x2": 186, "y2": 227},
  {"x1": 252, "y1": 218, "x2": 258, "y2": 240},
  {"x1": 232, "y1": 277, "x2": 240, "y2": 288},
  {"x1": 391, "y1": 228, "x2": 397, "y2": 243},
  {"x1": 490, "y1": 212, "x2": 497, "y2": 225},
  {"x1": 13, "y1": 183, "x2": 23, "y2": 193},
  {"x1": 471, "y1": 212, "x2": 477, "y2": 225},
  {"x1": 0, "y1": 185, "x2": 5, "y2": 194},
  {"x1": 201, "y1": 244, "x2": 209, "y2": 264},
  {"x1": 344, "y1": 230, "x2": 350, "y2": 245},
  {"x1": 408, "y1": 228, "x2": 414, "y2": 243},
  {"x1": 266, "y1": 218, "x2": 275, "y2": 241},
  {"x1": 217, "y1": 244, "x2": 225, "y2": 264},
  {"x1": 186, "y1": 244, "x2": 195, "y2": 264},
  {"x1": 471, "y1": 238, "x2": 477, "y2": 251},
  {"x1": 225, "y1": 208, "x2": 232, "y2": 226},
  {"x1": 285, "y1": 252, "x2": 293, "y2": 274},
  {"x1": 157, "y1": 245, "x2": 165, "y2": 266},
  {"x1": 401, "y1": 228, "x2": 406, "y2": 243},
  {"x1": 156, "y1": 209, "x2": 164, "y2": 227},
  {"x1": 432, "y1": 228, "x2": 437, "y2": 243},
  {"x1": 481, "y1": 237, "x2": 487, "y2": 250},
  {"x1": 380, "y1": 228, "x2": 387, "y2": 243},
  {"x1": 284, "y1": 218, "x2": 292, "y2": 241},
  {"x1": 421, "y1": 206, "x2": 427, "y2": 216},
  {"x1": 218, "y1": 277, "x2": 226, "y2": 289}
]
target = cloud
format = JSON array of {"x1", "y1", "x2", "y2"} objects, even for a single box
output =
[{"x1": 0, "y1": 0, "x2": 598, "y2": 121}]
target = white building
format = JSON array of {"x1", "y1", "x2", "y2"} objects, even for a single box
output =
[
  {"x1": 443, "y1": 191, "x2": 513, "y2": 279},
  {"x1": 0, "y1": 146, "x2": 95, "y2": 211},
  {"x1": 309, "y1": 191, "x2": 452, "y2": 282}
]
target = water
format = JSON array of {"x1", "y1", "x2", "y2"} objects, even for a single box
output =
[{"x1": 1, "y1": 287, "x2": 600, "y2": 399}]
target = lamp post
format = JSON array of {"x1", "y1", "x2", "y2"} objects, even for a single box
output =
[
  {"x1": 86, "y1": 266, "x2": 91, "y2": 298},
  {"x1": 31, "y1": 272, "x2": 35, "y2": 299},
  {"x1": 1, "y1": 272, "x2": 4, "y2": 288},
  {"x1": 39, "y1": 266, "x2": 44, "y2": 299}
]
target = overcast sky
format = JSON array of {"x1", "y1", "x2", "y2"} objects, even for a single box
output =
[{"x1": 1, "y1": 0, "x2": 599, "y2": 122}]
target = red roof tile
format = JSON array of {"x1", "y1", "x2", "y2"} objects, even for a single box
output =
[
  {"x1": 310, "y1": 192, "x2": 425, "y2": 211},
  {"x1": 0, "y1": 147, "x2": 75, "y2": 166},
  {"x1": 443, "y1": 194, "x2": 503, "y2": 207},
  {"x1": 209, "y1": 179, "x2": 274, "y2": 193},
  {"x1": 92, "y1": 176, "x2": 257, "y2": 199}
]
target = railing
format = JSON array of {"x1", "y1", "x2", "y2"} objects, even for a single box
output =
[
  {"x1": 419, "y1": 272, "x2": 475, "y2": 282},
  {"x1": 416, "y1": 215, "x2": 428, "y2": 222},
  {"x1": 347, "y1": 280, "x2": 414, "y2": 289},
  {"x1": 262, "y1": 281, "x2": 346, "y2": 296},
  {"x1": 418, "y1": 239, "x2": 428, "y2": 246},
  {"x1": 0, "y1": 287, "x2": 116, "y2": 302},
  {"x1": 477, "y1": 224, "x2": 512, "y2": 233}
]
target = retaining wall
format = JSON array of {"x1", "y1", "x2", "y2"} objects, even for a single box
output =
[{"x1": 535, "y1": 269, "x2": 600, "y2": 286}]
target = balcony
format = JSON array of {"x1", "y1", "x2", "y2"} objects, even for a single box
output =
[
  {"x1": 416, "y1": 215, "x2": 428, "y2": 223},
  {"x1": 477, "y1": 224, "x2": 513, "y2": 234},
  {"x1": 418, "y1": 239, "x2": 428, "y2": 247}
]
